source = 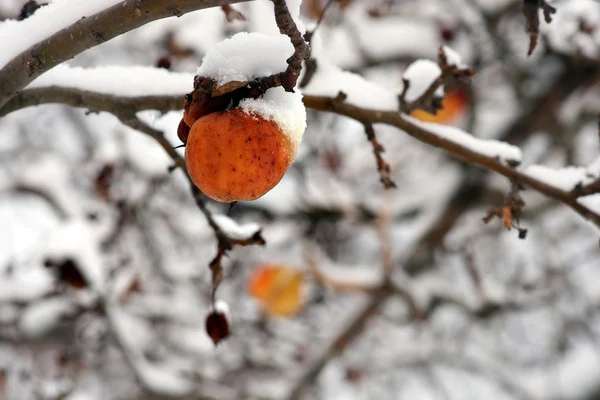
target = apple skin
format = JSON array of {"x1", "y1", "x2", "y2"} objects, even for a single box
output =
[{"x1": 185, "y1": 108, "x2": 295, "y2": 203}]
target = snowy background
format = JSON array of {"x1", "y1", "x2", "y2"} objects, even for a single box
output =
[{"x1": 1, "y1": 0, "x2": 600, "y2": 399}]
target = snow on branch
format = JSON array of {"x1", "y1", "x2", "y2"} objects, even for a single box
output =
[{"x1": 0, "y1": 0, "x2": 251, "y2": 104}]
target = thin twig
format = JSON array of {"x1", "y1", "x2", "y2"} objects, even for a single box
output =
[{"x1": 363, "y1": 123, "x2": 396, "y2": 189}]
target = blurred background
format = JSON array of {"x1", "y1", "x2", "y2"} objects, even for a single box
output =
[{"x1": 1, "y1": 0, "x2": 600, "y2": 399}]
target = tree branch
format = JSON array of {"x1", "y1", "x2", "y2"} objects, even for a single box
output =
[
  {"x1": 0, "y1": 0, "x2": 251, "y2": 105},
  {"x1": 2, "y1": 86, "x2": 599, "y2": 228},
  {"x1": 302, "y1": 95, "x2": 600, "y2": 228}
]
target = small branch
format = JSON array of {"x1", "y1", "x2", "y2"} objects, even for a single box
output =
[
  {"x1": 270, "y1": 0, "x2": 310, "y2": 92},
  {"x1": 363, "y1": 123, "x2": 396, "y2": 189},
  {"x1": 522, "y1": 0, "x2": 557, "y2": 56},
  {"x1": 0, "y1": 87, "x2": 181, "y2": 119}
]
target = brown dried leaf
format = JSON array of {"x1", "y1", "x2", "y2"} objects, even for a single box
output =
[
  {"x1": 119, "y1": 277, "x2": 142, "y2": 304},
  {"x1": 205, "y1": 311, "x2": 230, "y2": 345},
  {"x1": 502, "y1": 206, "x2": 512, "y2": 230},
  {"x1": 211, "y1": 80, "x2": 248, "y2": 97}
]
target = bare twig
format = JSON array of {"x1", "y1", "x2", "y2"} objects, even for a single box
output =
[
  {"x1": 269, "y1": 0, "x2": 310, "y2": 92},
  {"x1": 363, "y1": 123, "x2": 396, "y2": 189},
  {"x1": 522, "y1": 0, "x2": 557, "y2": 56}
]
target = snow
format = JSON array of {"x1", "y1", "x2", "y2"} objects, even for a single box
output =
[
  {"x1": 442, "y1": 45, "x2": 464, "y2": 67},
  {"x1": 213, "y1": 214, "x2": 261, "y2": 240},
  {"x1": 0, "y1": 0, "x2": 123, "y2": 70},
  {"x1": 524, "y1": 165, "x2": 596, "y2": 192},
  {"x1": 543, "y1": 0, "x2": 600, "y2": 59},
  {"x1": 197, "y1": 32, "x2": 293, "y2": 87},
  {"x1": 406, "y1": 116, "x2": 523, "y2": 164},
  {"x1": 38, "y1": 219, "x2": 105, "y2": 292},
  {"x1": 240, "y1": 87, "x2": 306, "y2": 151},
  {"x1": 402, "y1": 60, "x2": 441, "y2": 103},
  {"x1": 18, "y1": 297, "x2": 76, "y2": 338},
  {"x1": 0, "y1": 267, "x2": 55, "y2": 302},
  {"x1": 213, "y1": 299, "x2": 231, "y2": 321},
  {"x1": 121, "y1": 124, "x2": 173, "y2": 177},
  {"x1": 134, "y1": 362, "x2": 193, "y2": 396},
  {"x1": 344, "y1": 8, "x2": 439, "y2": 62},
  {"x1": 195, "y1": 32, "x2": 307, "y2": 149},
  {"x1": 18, "y1": 155, "x2": 81, "y2": 217},
  {"x1": 317, "y1": 264, "x2": 384, "y2": 289},
  {"x1": 577, "y1": 194, "x2": 600, "y2": 215},
  {"x1": 27, "y1": 64, "x2": 194, "y2": 97},
  {"x1": 302, "y1": 60, "x2": 399, "y2": 111}
]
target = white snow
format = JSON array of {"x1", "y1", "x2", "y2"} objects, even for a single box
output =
[
  {"x1": 134, "y1": 362, "x2": 193, "y2": 396},
  {"x1": 0, "y1": 267, "x2": 55, "y2": 302},
  {"x1": 213, "y1": 299, "x2": 231, "y2": 321},
  {"x1": 302, "y1": 60, "x2": 399, "y2": 111},
  {"x1": 317, "y1": 264, "x2": 384, "y2": 290},
  {"x1": 38, "y1": 219, "x2": 105, "y2": 291},
  {"x1": 27, "y1": 64, "x2": 194, "y2": 97},
  {"x1": 197, "y1": 32, "x2": 293, "y2": 87},
  {"x1": 121, "y1": 124, "x2": 173, "y2": 177},
  {"x1": 402, "y1": 60, "x2": 441, "y2": 103},
  {"x1": 240, "y1": 86, "x2": 306, "y2": 151},
  {"x1": 524, "y1": 165, "x2": 596, "y2": 192},
  {"x1": 0, "y1": 0, "x2": 123, "y2": 70},
  {"x1": 18, "y1": 297, "x2": 76, "y2": 338},
  {"x1": 18, "y1": 155, "x2": 81, "y2": 217},
  {"x1": 344, "y1": 7, "x2": 440, "y2": 62},
  {"x1": 442, "y1": 45, "x2": 464, "y2": 67},
  {"x1": 543, "y1": 0, "x2": 600, "y2": 59},
  {"x1": 406, "y1": 116, "x2": 523, "y2": 164},
  {"x1": 212, "y1": 214, "x2": 261, "y2": 240}
]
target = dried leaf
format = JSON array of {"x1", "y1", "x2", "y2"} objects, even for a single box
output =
[
  {"x1": 45, "y1": 258, "x2": 88, "y2": 289},
  {"x1": 205, "y1": 310, "x2": 230, "y2": 345},
  {"x1": 211, "y1": 80, "x2": 248, "y2": 97},
  {"x1": 248, "y1": 265, "x2": 304, "y2": 317},
  {"x1": 119, "y1": 277, "x2": 141, "y2": 304},
  {"x1": 502, "y1": 206, "x2": 512, "y2": 230}
]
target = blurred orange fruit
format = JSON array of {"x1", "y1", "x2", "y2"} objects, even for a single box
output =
[
  {"x1": 411, "y1": 89, "x2": 468, "y2": 124},
  {"x1": 248, "y1": 264, "x2": 304, "y2": 317}
]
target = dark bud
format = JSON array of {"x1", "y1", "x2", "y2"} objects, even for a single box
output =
[
  {"x1": 45, "y1": 258, "x2": 88, "y2": 289},
  {"x1": 439, "y1": 26, "x2": 455, "y2": 42},
  {"x1": 95, "y1": 164, "x2": 115, "y2": 202},
  {"x1": 156, "y1": 56, "x2": 172, "y2": 70},
  {"x1": 345, "y1": 367, "x2": 362, "y2": 383},
  {"x1": 518, "y1": 228, "x2": 528, "y2": 239},
  {"x1": 205, "y1": 310, "x2": 230, "y2": 346},
  {"x1": 18, "y1": 1, "x2": 47, "y2": 20}
]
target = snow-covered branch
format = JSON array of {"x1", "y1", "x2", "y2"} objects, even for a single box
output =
[{"x1": 0, "y1": 0, "x2": 251, "y2": 105}]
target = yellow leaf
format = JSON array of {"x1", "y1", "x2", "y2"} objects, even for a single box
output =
[{"x1": 248, "y1": 265, "x2": 304, "y2": 317}]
